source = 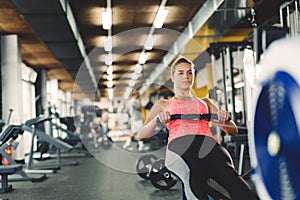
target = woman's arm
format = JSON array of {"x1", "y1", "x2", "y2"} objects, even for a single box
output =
[
  {"x1": 203, "y1": 98, "x2": 238, "y2": 136},
  {"x1": 137, "y1": 100, "x2": 169, "y2": 141}
]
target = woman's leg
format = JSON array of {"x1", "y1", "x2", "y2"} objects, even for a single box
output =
[
  {"x1": 209, "y1": 144, "x2": 256, "y2": 200},
  {"x1": 166, "y1": 149, "x2": 201, "y2": 200},
  {"x1": 166, "y1": 136, "x2": 211, "y2": 200},
  {"x1": 182, "y1": 183, "x2": 187, "y2": 200}
]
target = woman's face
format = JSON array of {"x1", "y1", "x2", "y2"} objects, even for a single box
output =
[{"x1": 171, "y1": 62, "x2": 194, "y2": 90}]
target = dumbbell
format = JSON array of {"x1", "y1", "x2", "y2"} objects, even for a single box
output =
[
  {"x1": 136, "y1": 154, "x2": 158, "y2": 180},
  {"x1": 136, "y1": 154, "x2": 178, "y2": 190},
  {"x1": 148, "y1": 158, "x2": 178, "y2": 190}
]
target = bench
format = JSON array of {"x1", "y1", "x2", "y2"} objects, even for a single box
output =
[{"x1": 0, "y1": 164, "x2": 23, "y2": 193}]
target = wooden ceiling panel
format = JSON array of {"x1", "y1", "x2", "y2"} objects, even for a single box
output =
[
  {"x1": 47, "y1": 68, "x2": 73, "y2": 81},
  {"x1": 0, "y1": 8, "x2": 30, "y2": 34}
]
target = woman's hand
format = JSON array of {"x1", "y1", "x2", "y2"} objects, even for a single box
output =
[
  {"x1": 212, "y1": 110, "x2": 237, "y2": 136},
  {"x1": 216, "y1": 110, "x2": 230, "y2": 122},
  {"x1": 157, "y1": 111, "x2": 171, "y2": 124}
]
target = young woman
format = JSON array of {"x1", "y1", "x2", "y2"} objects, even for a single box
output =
[{"x1": 137, "y1": 57, "x2": 256, "y2": 199}]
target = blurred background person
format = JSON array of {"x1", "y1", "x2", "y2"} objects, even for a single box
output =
[{"x1": 122, "y1": 91, "x2": 149, "y2": 151}]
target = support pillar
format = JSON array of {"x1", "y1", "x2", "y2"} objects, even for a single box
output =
[
  {"x1": 1, "y1": 34, "x2": 24, "y2": 161},
  {"x1": 40, "y1": 69, "x2": 48, "y2": 118},
  {"x1": 36, "y1": 68, "x2": 50, "y2": 134}
]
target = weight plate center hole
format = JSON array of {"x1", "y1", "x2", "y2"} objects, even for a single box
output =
[
  {"x1": 267, "y1": 131, "x2": 281, "y2": 156},
  {"x1": 164, "y1": 172, "x2": 170, "y2": 178}
]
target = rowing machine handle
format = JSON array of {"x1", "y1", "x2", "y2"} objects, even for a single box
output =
[
  {"x1": 170, "y1": 114, "x2": 218, "y2": 121},
  {"x1": 156, "y1": 113, "x2": 221, "y2": 123}
]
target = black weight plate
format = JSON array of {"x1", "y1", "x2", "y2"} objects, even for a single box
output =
[
  {"x1": 149, "y1": 159, "x2": 177, "y2": 190},
  {"x1": 136, "y1": 154, "x2": 158, "y2": 180},
  {"x1": 254, "y1": 71, "x2": 300, "y2": 199}
]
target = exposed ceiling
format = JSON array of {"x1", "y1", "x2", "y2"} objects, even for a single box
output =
[{"x1": 0, "y1": 0, "x2": 287, "y2": 101}]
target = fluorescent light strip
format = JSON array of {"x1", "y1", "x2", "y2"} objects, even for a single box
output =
[
  {"x1": 107, "y1": 74, "x2": 113, "y2": 81},
  {"x1": 107, "y1": 88, "x2": 113, "y2": 100},
  {"x1": 153, "y1": 7, "x2": 169, "y2": 28},
  {"x1": 144, "y1": 35, "x2": 155, "y2": 50},
  {"x1": 131, "y1": 73, "x2": 139, "y2": 80},
  {"x1": 129, "y1": 79, "x2": 136, "y2": 87},
  {"x1": 102, "y1": 8, "x2": 112, "y2": 30},
  {"x1": 134, "y1": 64, "x2": 143, "y2": 73},
  {"x1": 104, "y1": 36, "x2": 112, "y2": 51},
  {"x1": 105, "y1": 53, "x2": 113, "y2": 65},
  {"x1": 139, "y1": 0, "x2": 225, "y2": 95},
  {"x1": 138, "y1": 51, "x2": 148, "y2": 64},
  {"x1": 107, "y1": 65, "x2": 113, "y2": 75},
  {"x1": 124, "y1": 0, "x2": 168, "y2": 99},
  {"x1": 107, "y1": 80, "x2": 113, "y2": 88}
]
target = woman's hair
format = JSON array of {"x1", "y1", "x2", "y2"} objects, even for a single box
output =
[{"x1": 170, "y1": 56, "x2": 194, "y2": 76}]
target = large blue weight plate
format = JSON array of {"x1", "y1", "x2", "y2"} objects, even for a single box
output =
[{"x1": 254, "y1": 71, "x2": 300, "y2": 199}]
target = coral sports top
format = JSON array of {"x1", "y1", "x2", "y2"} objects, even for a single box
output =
[{"x1": 166, "y1": 97, "x2": 215, "y2": 143}]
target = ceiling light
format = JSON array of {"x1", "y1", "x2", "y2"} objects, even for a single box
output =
[
  {"x1": 134, "y1": 64, "x2": 143, "y2": 73},
  {"x1": 104, "y1": 36, "x2": 112, "y2": 51},
  {"x1": 129, "y1": 79, "x2": 136, "y2": 87},
  {"x1": 153, "y1": 7, "x2": 169, "y2": 28},
  {"x1": 144, "y1": 35, "x2": 155, "y2": 50},
  {"x1": 102, "y1": 8, "x2": 112, "y2": 30},
  {"x1": 107, "y1": 65, "x2": 113, "y2": 75},
  {"x1": 107, "y1": 80, "x2": 113, "y2": 88},
  {"x1": 105, "y1": 53, "x2": 113, "y2": 65},
  {"x1": 107, "y1": 88, "x2": 113, "y2": 100},
  {"x1": 138, "y1": 52, "x2": 147, "y2": 64},
  {"x1": 131, "y1": 73, "x2": 139, "y2": 80},
  {"x1": 107, "y1": 74, "x2": 113, "y2": 81}
]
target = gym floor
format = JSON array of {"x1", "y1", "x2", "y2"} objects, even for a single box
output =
[{"x1": 0, "y1": 141, "x2": 183, "y2": 200}]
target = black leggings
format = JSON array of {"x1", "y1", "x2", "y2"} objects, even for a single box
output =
[{"x1": 166, "y1": 135, "x2": 256, "y2": 200}]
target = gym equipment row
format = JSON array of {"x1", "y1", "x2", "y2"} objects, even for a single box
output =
[
  {"x1": 0, "y1": 105, "x2": 118, "y2": 194},
  {"x1": 0, "y1": 114, "x2": 85, "y2": 193}
]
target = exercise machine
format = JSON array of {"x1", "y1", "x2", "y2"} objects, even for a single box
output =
[
  {"x1": 0, "y1": 125, "x2": 23, "y2": 193},
  {"x1": 245, "y1": 2, "x2": 300, "y2": 198},
  {"x1": 248, "y1": 34, "x2": 300, "y2": 200},
  {"x1": 23, "y1": 116, "x2": 78, "y2": 174},
  {"x1": 48, "y1": 106, "x2": 81, "y2": 146},
  {"x1": 0, "y1": 125, "x2": 47, "y2": 192}
]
